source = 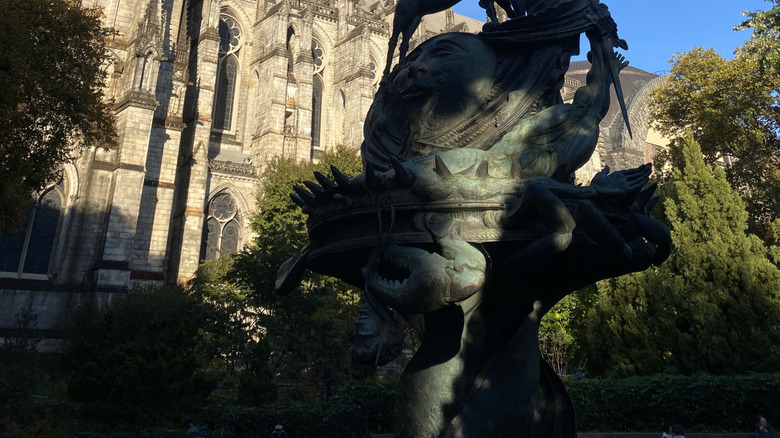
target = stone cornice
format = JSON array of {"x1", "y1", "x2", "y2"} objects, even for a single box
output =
[
  {"x1": 209, "y1": 159, "x2": 257, "y2": 178},
  {"x1": 345, "y1": 15, "x2": 388, "y2": 36},
  {"x1": 113, "y1": 92, "x2": 159, "y2": 112},
  {"x1": 335, "y1": 66, "x2": 375, "y2": 84},
  {"x1": 251, "y1": 46, "x2": 287, "y2": 66}
]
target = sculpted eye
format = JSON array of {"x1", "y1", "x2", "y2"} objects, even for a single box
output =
[{"x1": 428, "y1": 42, "x2": 462, "y2": 57}]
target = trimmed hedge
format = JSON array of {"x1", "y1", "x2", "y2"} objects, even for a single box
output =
[
  {"x1": 198, "y1": 379, "x2": 397, "y2": 438},
  {"x1": 198, "y1": 374, "x2": 780, "y2": 435},
  {"x1": 565, "y1": 374, "x2": 780, "y2": 432}
]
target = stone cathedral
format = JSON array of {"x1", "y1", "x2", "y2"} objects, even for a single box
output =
[{"x1": 0, "y1": 0, "x2": 667, "y2": 342}]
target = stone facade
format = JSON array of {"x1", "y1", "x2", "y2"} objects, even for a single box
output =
[{"x1": 0, "y1": 0, "x2": 666, "y2": 340}]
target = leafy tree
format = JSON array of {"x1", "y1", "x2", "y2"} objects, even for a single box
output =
[
  {"x1": 651, "y1": 47, "x2": 780, "y2": 238},
  {"x1": 578, "y1": 135, "x2": 780, "y2": 377},
  {"x1": 0, "y1": 0, "x2": 117, "y2": 232},
  {"x1": 189, "y1": 256, "x2": 276, "y2": 405},
  {"x1": 230, "y1": 145, "x2": 365, "y2": 398},
  {"x1": 737, "y1": 0, "x2": 780, "y2": 73}
]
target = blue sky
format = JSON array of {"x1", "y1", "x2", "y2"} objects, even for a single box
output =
[{"x1": 453, "y1": 0, "x2": 771, "y2": 74}]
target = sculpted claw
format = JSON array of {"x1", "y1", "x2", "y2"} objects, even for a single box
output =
[
  {"x1": 614, "y1": 52, "x2": 629, "y2": 71},
  {"x1": 646, "y1": 195, "x2": 660, "y2": 212},
  {"x1": 636, "y1": 182, "x2": 657, "y2": 209},
  {"x1": 634, "y1": 214, "x2": 672, "y2": 265}
]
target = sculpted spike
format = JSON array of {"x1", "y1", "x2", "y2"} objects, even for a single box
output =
[
  {"x1": 314, "y1": 171, "x2": 338, "y2": 190},
  {"x1": 293, "y1": 185, "x2": 317, "y2": 207},
  {"x1": 331, "y1": 165, "x2": 352, "y2": 188},
  {"x1": 391, "y1": 155, "x2": 416, "y2": 187},
  {"x1": 303, "y1": 180, "x2": 326, "y2": 195},
  {"x1": 434, "y1": 155, "x2": 453, "y2": 179},
  {"x1": 364, "y1": 162, "x2": 381, "y2": 192},
  {"x1": 475, "y1": 160, "x2": 490, "y2": 179},
  {"x1": 290, "y1": 193, "x2": 307, "y2": 209}
]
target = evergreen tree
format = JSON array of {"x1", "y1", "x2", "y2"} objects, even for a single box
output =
[{"x1": 578, "y1": 135, "x2": 780, "y2": 377}]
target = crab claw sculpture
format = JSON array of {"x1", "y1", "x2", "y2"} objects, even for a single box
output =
[{"x1": 276, "y1": 1, "x2": 670, "y2": 437}]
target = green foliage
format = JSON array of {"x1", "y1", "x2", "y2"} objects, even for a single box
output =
[
  {"x1": 0, "y1": 0, "x2": 117, "y2": 231},
  {"x1": 232, "y1": 144, "x2": 364, "y2": 300},
  {"x1": 539, "y1": 294, "x2": 583, "y2": 376},
  {"x1": 578, "y1": 135, "x2": 780, "y2": 377},
  {"x1": 189, "y1": 256, "x2": 277, "y2": 406},
  {"x1": 197, "y1": 374, "x2": 780, "y2": 435},
  {"x1": 770, "y1": 219, "x2": 780, "y2": 265},
  {"x1": 66, "y1": 286, "x2": 222, "y2": 426},
  {"x1": 228, "y1": 145, "x2": 364, "y2": 398},
  {"x1": 198, "y1": 378, "x2": 397, "y2": 437},
  {"x1": 565, "y1": 374, "x2": 780, "y2": 432},
  {"x1": 737, "y1": 1, "x2": 780, "y2": 74},
  {"x1": 651, "y1": 45, "x2": 780, "y2": 237}
]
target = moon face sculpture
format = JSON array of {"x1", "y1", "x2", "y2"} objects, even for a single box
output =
[{"x1": 276, "y1": 2, "x2": 670, "y2": 437}]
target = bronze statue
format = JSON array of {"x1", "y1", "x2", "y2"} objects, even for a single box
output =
[{"x1": 277, "y1": 1, "x2": 670, "y2": 436}]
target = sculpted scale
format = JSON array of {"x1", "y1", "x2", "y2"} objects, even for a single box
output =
[{"x1": 276, "y1": 1, "x2": 671, "y2": 436}]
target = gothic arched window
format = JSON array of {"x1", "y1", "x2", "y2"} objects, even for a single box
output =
[
  {"x1": 213, "y1": 15, "x2": 241, "y2": 132},
  {"x1": 203, "y1": 192, "x2": 241, "y2": 260},
  {"x1": 0, "y1": 184, "x2": 64, "y2": 277},
  {"x1": 311, "y1": 39, "x2": 325, "y2": 152}
]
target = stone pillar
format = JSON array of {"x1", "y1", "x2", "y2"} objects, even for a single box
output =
[
  {"x1": 251, "y1": 8, "x2": 298, "y2": 165},
  {"x1": 171, "y1": 10, "x2": 221, "y2": 283},
  {"x1": 94, "y1": 94, "x2": 158, "y2": 291}
]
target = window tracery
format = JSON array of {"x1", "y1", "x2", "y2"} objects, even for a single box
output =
[
  {"x1": 213, "y1": 14, "x2": 242, "y2": 132},
  {"x1": 311, "y1": 39, "x2": 325, "y2": 151},
  {"x1": 203, "y1": 192, "x2": 241, "y2": 260}
]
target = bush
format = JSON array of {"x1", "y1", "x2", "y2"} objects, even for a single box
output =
[
  {"x1": 198, "y1": 378, "x2": 397, "y2": 437},
  {"x1": 197, "y1": 374, "x2": 780, "y2": 434},
  {"x1": 66, "y1": 286, "x2": 223, "y2": 427},
  {"x1": 566, "y1": 373, "x2": 780, "y2": 432}
]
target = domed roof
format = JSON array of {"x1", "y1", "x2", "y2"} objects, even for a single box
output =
[{"x1": 566, "y1": 60, "x2": 662, "y2": 128}]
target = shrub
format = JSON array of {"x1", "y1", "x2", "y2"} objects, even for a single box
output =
[
  {"x1": 198, "y1": 378, "x2": 397, "y2": 437},
  {"x1": 66, "y1": 286, "x2": 222, "y2": 427},
  {"x1": 566, "y1": 373, "x2": 780, "y2": 432}
]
